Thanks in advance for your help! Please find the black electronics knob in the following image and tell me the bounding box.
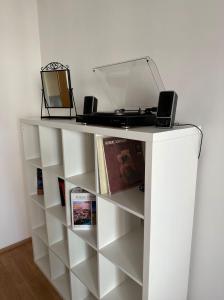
[114,109,125,115]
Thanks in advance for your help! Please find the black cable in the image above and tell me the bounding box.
[174,123,203,159]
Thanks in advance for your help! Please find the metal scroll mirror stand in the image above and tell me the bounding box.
[40,62,77,119]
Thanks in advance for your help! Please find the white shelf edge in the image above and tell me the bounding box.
[21,117,198,142]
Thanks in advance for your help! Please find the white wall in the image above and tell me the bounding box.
[37,1,224,299]
[0,0,41,248]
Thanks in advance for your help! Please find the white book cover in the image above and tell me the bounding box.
[70,188,96,230]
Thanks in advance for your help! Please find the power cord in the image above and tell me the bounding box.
[174,123,203,159]
[138,122,203,193]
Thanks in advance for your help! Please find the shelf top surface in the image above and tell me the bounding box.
[21,117,198,142]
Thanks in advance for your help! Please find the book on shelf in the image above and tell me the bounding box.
[96,136,109,194]
[58,178,65,206]
[37,168,44,195]
[70,187,96,230]
[97,137,145,194]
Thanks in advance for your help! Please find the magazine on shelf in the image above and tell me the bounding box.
[58,178,65,206]
[70,187,96,229]
[37,168,44,195]
[102,137,145,194]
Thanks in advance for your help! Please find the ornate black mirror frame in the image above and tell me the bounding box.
[40,62,77,119]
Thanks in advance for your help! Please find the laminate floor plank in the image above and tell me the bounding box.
[0,260,22,300]
[0,241,61,300]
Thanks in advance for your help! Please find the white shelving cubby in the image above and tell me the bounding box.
[69,227,97,252]
[47,213,70,267]
[98,197,143,285]
[22,118,199,300]
[95,134,145,218]
[49,250,71,300]
[26,163,45,209]
[43,168,67,225]
[39,126,63,169]
[68,232,99,298]
[31,194,45,209]
[71,253,99,299]
[31,201,48,246]
[101,277,142,300]
[32,235,51,279]
[21,123,42,168]
[70,272,97,300]
[62,130,96,194]
[98,254,142,300]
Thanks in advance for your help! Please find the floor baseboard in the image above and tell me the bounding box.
[0,237,32,255]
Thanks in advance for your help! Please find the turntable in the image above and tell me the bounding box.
[76,107,157,128]
[76,57,165,128]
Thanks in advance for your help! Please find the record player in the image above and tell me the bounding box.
[76,107,157,128]
[76,57,165,128]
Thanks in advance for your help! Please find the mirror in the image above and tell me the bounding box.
[42,70,71,108]
[40,62,77,119]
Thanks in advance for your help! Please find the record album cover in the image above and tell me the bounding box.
[103,137,145,194]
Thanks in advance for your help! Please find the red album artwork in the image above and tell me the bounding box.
[58,178,65,206]
[103,137,145,194]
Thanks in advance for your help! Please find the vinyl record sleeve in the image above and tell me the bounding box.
[103,137,145,194]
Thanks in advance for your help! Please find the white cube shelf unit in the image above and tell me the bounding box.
[21,118,199,300]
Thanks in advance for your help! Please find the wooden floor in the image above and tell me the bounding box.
[0,241,61,300]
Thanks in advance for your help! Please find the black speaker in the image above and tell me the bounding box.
[156,91,178,127]
[83,96,98,114]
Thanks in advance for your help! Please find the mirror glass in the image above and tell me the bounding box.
[42,70,71,108]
